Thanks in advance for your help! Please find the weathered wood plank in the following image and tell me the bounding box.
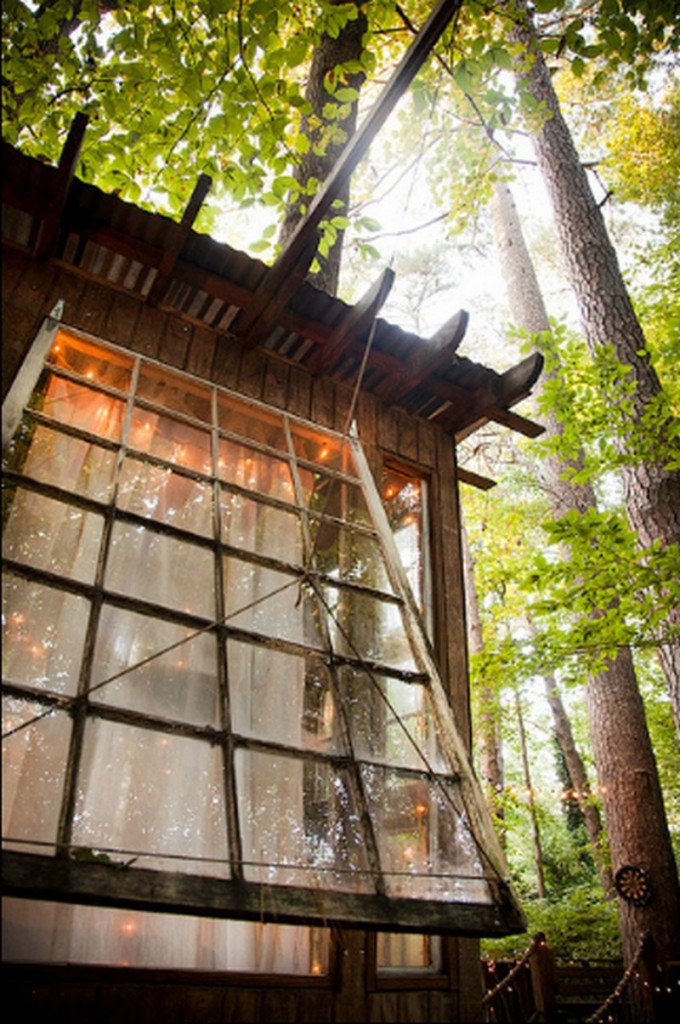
[159,316,192,370]
[102,290,143,347]
[132,304,167,359]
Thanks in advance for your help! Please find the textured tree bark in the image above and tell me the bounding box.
[461,518,506,841]
[278,0,368,296]
[490,176,680,973]
[506,0,680,739]
[515,690,547,899]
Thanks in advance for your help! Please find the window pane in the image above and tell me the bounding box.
[291,426,356,476]
[217,394,287,451]
[118,457,213,537]
[218,438,295,502]
[298,466,371,524]
[91,606,220,726]
[383,468,431,629]
[323,585,417,672]
[338,667,449,772]
[310,517,393,592]
[228,642,344,754]
[31,373,126,441]
[73,720,229,876]
[3,487,104,584]
[48,332,134,391]
[377,932,442,972]
[2,697,71,853]
[223,559,322,648]
[3,899,329,975]
[106,523,215,618]
[129,407,212,474]
[136,363,212,422]
[220,489,303,564]
[361,766,490,902]
[2,575,89,696]
[4,421,117,503]
[236,748,372,892]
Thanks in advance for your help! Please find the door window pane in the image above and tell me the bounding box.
[220,489,303,564]
[218,438,294,502]
[48,332,134,391]
[129,407,212,474]
[223,558,322,648]
[136,363,212,422]
[31,373,126,441]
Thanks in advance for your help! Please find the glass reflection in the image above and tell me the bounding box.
[217,394,287,451]
[3,420,117,503]
[337,667,448,772]
[291,426,356,476]
[236,748,372,892]
[48,332,134,392]
[118,458,213,537]
[309,517,392,592]
[2,575,89,696]
[73,720,230,876]
[30,373,126,442]
[3,487,103,585]
[2,696,71,853]
[137,364,212,423]
[361,766,490,902]
[218,438,294,503]
[106,522,215,618]
[220,490,303,564]
[228,642,343,754]
[323,584,417,672]
[223,559,323,648]
[91,606,220,726]
[129,407,212,474]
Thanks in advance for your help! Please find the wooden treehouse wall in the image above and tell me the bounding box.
[2,243,484,1022]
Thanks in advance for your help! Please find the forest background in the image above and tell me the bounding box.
[3,0,679,969]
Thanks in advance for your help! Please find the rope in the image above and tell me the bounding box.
[482,933,540,1006]
[585,932,650,1024]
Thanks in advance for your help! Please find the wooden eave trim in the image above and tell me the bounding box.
[3,851,525,936]
[306,267,395,376]
[373,309,469,404]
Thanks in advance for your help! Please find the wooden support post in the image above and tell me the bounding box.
[306,267,395,375]
[36,112,89,259]
[146,173,213,306]
[529,932,559,1023]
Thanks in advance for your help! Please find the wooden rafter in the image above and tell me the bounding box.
[146,174,212,307]
[36,112,88,260]
[232,0,463,344]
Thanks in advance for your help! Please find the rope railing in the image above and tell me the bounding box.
[585,932,650,1024]
[481,932,542,1008]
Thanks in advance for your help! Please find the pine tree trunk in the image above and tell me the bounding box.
[278,0,367,296]
[507,0,680,738]
[515,690,547,899]
[490,177,680,968]
[461,519,506,839]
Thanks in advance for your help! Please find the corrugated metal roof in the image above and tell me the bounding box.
[2,140,543,440]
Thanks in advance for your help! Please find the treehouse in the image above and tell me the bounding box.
[1,108,544,1021]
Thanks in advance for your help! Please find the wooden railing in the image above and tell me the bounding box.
[481,932,679,1023]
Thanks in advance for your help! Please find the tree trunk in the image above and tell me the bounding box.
[278,0,367,296]
[461,518,506,840]
[507,0,680,738]
[515,689,546,899]
[490,176,680,969]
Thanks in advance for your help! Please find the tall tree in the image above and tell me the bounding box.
[277,0,368,295]
[490,176,680,987]
[506,0,680,739]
